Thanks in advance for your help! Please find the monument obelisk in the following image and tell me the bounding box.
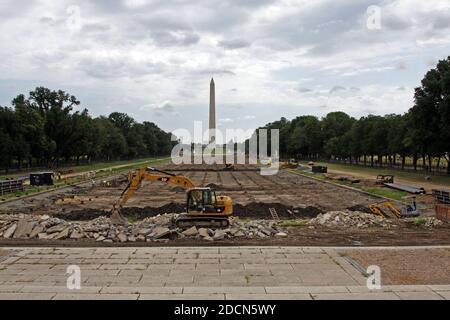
[209,78,216,144]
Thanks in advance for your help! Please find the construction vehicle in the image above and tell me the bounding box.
[280,159,299,169]
[110,167,233,228]
[376,175,394,185]
[369,196,420,219]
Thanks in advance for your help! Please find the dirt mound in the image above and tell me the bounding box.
[233,202,323,220]
[347,204,372,214]
[120,203,185,219]
[293,206,324,218]
[54,203,186,221]
[54,201,322,221]
[53,209,109,221]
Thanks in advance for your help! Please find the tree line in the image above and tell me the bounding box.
[255,57,450,174]
[0,87,173,171]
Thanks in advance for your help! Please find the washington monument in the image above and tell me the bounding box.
[209,78,216,144]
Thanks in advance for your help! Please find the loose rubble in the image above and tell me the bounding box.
[308,210,396,228]
[308,210,448,229]
[1,210,446,242]
[0,213,288,243]
[424,217,444,228]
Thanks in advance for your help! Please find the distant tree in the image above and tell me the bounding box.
[288,116,323,159]
[93,117,128,161]
[127,123,147,158]
[0,108,15,171]
[407,56,450,172]
[12,95,47,167]
[108,112,135,137]
[321,112,355,141]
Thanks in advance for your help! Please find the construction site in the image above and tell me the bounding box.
[1,161,449,247]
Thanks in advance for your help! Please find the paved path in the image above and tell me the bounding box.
[0,247,448,300]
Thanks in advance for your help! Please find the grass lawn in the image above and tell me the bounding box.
[0,157,171,180]
[360,187,408,201]
[305,161,450,187]
[294,170,408,201]
[0,157,171,201]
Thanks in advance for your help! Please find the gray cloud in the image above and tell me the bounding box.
[149,30,200,47]
[396,61,407,70]
[195,68,236,76]
[78,56,166,79]
[431,10,450,29]
[218,38,251,49]
[82,22,111,34]
[39,17,55,25]
[384,15,411,31]
[329,86,346,94]
[0,0,449,133]
[141,100,177,117]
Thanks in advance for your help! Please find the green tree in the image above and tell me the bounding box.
[288,116,323,158]
[407,56,450,172]
[93,117,128,161]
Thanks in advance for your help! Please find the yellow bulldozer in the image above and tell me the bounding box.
[110,167,233,228]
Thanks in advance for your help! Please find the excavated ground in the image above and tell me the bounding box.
[0,163,379,221]
[1,163,449,246]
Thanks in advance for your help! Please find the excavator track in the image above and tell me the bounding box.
[175,215,230,229]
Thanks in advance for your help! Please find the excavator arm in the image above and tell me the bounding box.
[110,167,196,224]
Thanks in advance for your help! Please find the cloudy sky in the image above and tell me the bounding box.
[1,0,450,138]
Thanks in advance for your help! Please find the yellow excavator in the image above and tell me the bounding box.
[110,167,233,228]
[369,196,420,219]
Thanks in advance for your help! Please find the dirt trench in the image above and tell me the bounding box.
[52,201,325,221]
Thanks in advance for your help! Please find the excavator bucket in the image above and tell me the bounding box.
[110,207,127,225]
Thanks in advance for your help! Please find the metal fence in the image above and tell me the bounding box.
[0,178,26,195]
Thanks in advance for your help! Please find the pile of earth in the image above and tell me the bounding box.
[53,202,324,221]
[233,202,323,219]
[53,203,186,221]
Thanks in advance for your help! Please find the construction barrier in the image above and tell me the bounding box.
[436,204,450,223]
[0,178,26,195]
[432,189,450,204]
[312,166,328,173]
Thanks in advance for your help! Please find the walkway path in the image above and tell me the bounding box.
[0,246,448,300]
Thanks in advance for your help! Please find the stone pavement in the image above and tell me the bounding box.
[0,246,448,300]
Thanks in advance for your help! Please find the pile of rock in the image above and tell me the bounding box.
[0,213,288,243]
[308,210,395,228]
[424,217,444,228]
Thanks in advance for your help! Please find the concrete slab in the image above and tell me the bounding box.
[0,246,447,300]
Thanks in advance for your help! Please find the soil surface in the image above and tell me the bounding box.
[0,163,381,219]
[0,223,449,248]
[328,168,449,193]
[1,163,449,247]
[341,248,450,285]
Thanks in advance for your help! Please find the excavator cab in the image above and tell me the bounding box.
[187,188,226,214]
